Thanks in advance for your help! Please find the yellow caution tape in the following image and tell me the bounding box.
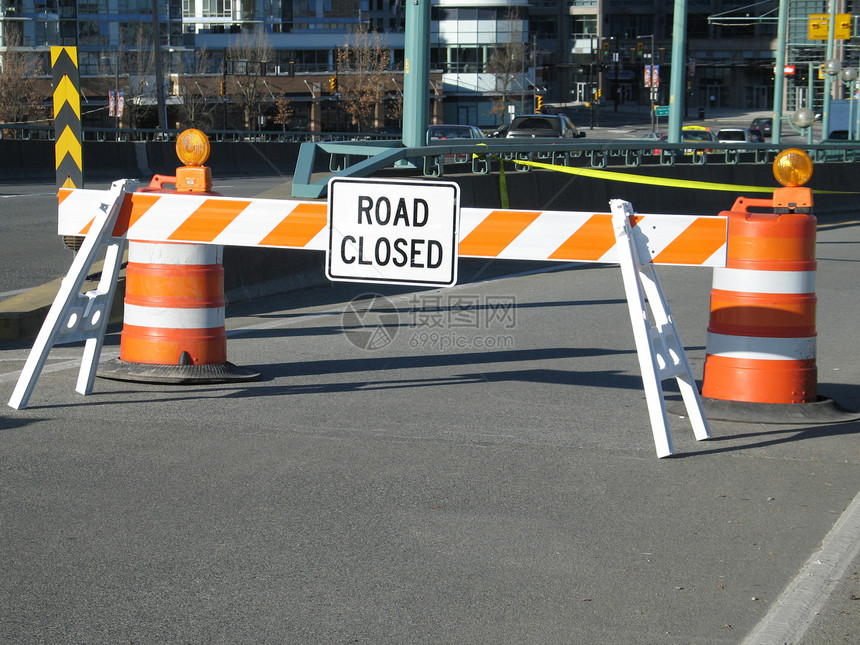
[514,159,777,193]
[521,159,855,194]
[472,145,849,195]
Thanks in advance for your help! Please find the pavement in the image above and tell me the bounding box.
[1,251,858,643]
[0,108,857,642]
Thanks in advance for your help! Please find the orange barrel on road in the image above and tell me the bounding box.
[701,187,817,404]
[97,240,259,383]
[98,128,259,384]
[121,242,227,365]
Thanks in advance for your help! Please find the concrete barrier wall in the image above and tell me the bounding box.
[0,140,305,182]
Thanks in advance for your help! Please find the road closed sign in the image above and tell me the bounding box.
[327,177,460,287]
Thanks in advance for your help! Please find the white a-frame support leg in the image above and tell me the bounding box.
[8,180,133,410]
[609,199,711,458]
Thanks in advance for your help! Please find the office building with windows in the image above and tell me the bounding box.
[0,0,856,130]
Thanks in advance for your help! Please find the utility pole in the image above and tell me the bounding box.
[401,0,430,148]
[667,0,688,143]
[638,33,656,131]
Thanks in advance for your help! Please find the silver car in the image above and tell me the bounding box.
[426,124,486,164]
[500,114,586,139]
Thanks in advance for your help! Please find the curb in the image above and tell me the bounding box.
[0,275,125,343]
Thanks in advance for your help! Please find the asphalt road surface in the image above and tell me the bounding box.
[0,177,858,643]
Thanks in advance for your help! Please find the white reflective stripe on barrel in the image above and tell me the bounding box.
[128,241,223,265]
[123,303,225,329]
[712,267,815,294]
[705,332,817,361]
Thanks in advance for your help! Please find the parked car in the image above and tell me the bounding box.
[750,117,773,138]
[682,125,716,152]
[426,124,486,164]
[747,128,765,143]
[652,133,669,155]
[494,114,586,139]
[716,128,759,144]
[426,124,484,143]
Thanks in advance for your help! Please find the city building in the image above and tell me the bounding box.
[0,0,856,132]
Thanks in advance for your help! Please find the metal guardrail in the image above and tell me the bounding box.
[3,122,856,194]
[290,137,860,198]
[2,121,856,163]
[0,123,403,144]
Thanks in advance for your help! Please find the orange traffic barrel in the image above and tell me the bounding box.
[702,187,816,404]
[98,128,259,384]
[98,241,259,383]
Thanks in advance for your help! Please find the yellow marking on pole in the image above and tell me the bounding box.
[50,46,78,67]
[52,75,81,119]
[55,126,83,170]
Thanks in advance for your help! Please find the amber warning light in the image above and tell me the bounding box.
[773,148,813,187]
[174,129,213,193]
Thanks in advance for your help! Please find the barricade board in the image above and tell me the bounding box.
[58,188,728,267]
[39,185,728,456]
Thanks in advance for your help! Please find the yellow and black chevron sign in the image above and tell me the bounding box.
[52,46,82,189]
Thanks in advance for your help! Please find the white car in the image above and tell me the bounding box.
[716,128,758,144]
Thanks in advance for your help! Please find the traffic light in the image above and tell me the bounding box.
[329,76,338,93]
[637,41,644,57]
[602,40,610,56]
[220,79,226,96]
[536,94,543,112]
[796,65,808,83]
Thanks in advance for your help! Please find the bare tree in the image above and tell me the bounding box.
[486,8,528,121]
[0,28,47,133]
[273,95,295,131]
[126,27,159,129]
[336,24,398,131]
[226,29,274,130]
[175,47,217,130]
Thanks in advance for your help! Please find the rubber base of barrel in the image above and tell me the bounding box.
[97,359,261,384]
[667,396,860,425]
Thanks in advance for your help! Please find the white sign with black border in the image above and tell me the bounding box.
[326,177,460,287]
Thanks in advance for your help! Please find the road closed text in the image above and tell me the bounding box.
[327,178,459,286]
[340,196,444,269]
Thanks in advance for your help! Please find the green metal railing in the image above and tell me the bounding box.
[290,138,860,198]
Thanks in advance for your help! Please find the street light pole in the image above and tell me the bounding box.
[114,50,120,132]
[822,3,837,139]
[151,0,167,130]
[771,0,788,143]
[840,67,857,139]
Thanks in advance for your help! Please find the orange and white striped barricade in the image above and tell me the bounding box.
[9,186,328,410]
[13,184,728,457]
